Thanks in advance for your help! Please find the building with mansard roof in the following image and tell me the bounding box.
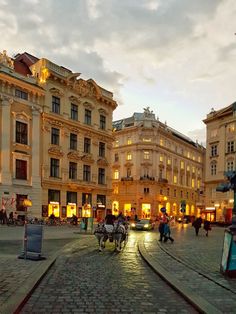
[111,107,205,220]
[0,50,117,219]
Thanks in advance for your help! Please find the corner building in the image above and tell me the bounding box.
[203,104,236,222]
[111,108,205,220]
[0,51,44,217]
[0,50,117,219]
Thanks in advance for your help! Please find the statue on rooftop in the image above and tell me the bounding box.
[143,106,153,117]
[0,50,14,69]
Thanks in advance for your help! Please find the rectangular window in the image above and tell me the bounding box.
[71,103,78,120]
[227,161,234,171]
[67,191,77,204]
[227,141,234,153]
[211,163,217,175]
[98,168,105,184]
[15,89,28,100]
[70,133,77,150]
[144,151,150,160]
[52,96,60,114]
[211,145,218,157]
[82,193,92,205]
[144,187,150,194]
[50,158,60,177]
[84,137,91,153]
[51,128,60,145]
[16,121,28,145]
[99,142,105,157]
[180,161,184,169]
[114,170,119,179]
[69,162,77,179]
[15,159,27,180]
[100,115,106,130]
[84,109,91,125]
[83,165,91,181]
[48,189,60,202]
[114,153,119,162]
[127,152,132,160]
[173,175,177,184]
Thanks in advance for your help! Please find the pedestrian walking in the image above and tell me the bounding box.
[203,219,211,236]
[192,217,202,236]
[158,213,168,242]
[163,221,174,243]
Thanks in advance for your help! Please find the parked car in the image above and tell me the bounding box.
[130,219,155,230]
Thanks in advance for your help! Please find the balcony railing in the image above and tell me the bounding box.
[121,177,133,181]
[140,176,155,181]
[158,178,168,183]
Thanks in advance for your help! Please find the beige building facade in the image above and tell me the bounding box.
[0,50,44,218]
[111,108,205,220]
[0,50,117,219]
[203,104,236,222]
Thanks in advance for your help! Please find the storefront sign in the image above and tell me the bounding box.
[23,199,32,207]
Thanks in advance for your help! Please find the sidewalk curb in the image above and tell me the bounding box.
[0,239,79,314]
[138,241,222,314]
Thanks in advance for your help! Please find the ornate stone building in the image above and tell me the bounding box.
[203,104,236,222]
[111,108,205,220]
[0,50,117,219]
[0,50,44,217]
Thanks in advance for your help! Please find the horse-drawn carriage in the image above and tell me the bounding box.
[94,221,129,252]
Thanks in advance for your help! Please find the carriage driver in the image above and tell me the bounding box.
[104,209,116,234]
[104,209,115,225]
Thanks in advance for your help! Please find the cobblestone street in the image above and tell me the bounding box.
[1,224,236,313]
[21,232,197,314]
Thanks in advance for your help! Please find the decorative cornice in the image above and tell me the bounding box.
[69,95,80,104]
[49,87,64,97]
[98,108,108,116]
[48,146,64,157]
[12,111,32,122]
[67,151,81,160]
[83,101,95,110]
[97,158,109,167]
[81,154,94,163]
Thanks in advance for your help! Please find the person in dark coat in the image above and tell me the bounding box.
[203,219,211,236]
[192,217,202,236]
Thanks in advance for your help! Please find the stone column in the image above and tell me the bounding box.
[1,96,12,185]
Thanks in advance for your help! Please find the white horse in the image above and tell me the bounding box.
[94,223,115,252]
[94,222,128,252]
[94,223,108,252]
[113,222,128,252]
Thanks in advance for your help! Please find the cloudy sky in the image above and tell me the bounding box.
[1,0,236,144]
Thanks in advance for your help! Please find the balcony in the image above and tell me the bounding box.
[158,178,168,184]
[121,177,133,181]
[140,175,155,181]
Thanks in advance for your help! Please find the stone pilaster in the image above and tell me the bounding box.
[1,96,12,185]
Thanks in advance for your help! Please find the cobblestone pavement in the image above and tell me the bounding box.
[0,225,91,314]
[142,224,236,313]
[21,232,197,314]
